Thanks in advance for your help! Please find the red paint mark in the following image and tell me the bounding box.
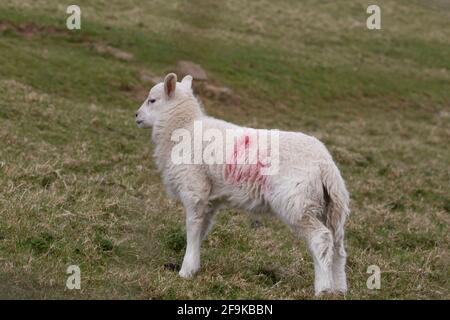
[224,132,269,187]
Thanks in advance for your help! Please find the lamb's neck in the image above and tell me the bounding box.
[152,98,203,171]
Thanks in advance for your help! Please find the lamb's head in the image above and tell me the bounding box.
[135,73,193,128]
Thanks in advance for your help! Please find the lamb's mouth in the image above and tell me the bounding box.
[136,120,143,125]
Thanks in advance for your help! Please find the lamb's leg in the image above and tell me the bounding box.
[200,204,217,240]
[332,233,347,293]
[297,214,334,296]
[179,201,209,278]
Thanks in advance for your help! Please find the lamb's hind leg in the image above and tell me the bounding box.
[332,233,347,293]
[200,203,218,240]
[297,213,334,296]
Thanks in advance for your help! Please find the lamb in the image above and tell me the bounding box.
[135,73,350,296]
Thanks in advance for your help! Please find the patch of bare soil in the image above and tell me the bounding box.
[175,60,208,81]
[138,71,164,86]
[173,60,240,105]
[0,20,68,38]
[127,64,241,107]
[0,20,135,63]
[195,82,240,105]
[90,43,134,61]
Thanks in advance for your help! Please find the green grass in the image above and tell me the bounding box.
[0,0,449,299]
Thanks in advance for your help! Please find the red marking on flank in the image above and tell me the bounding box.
[224,132,269,187]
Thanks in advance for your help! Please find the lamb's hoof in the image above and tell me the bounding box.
[315,288,334,297]
[332,287,347,295]
[179,268,197,279]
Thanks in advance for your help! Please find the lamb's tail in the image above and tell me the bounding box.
[320,162,350,243]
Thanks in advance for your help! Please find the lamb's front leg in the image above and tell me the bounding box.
[179,203,208,278]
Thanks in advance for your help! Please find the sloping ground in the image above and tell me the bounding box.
[0,1,448,299]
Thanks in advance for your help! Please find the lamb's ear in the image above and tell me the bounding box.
[164,73,177,98]
[181,75,193,89]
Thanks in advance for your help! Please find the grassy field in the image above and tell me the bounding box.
[0,0,449,299]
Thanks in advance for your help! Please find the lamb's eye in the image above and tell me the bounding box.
[148,99,156,105]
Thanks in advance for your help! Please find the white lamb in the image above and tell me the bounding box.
[135,73,350,296]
